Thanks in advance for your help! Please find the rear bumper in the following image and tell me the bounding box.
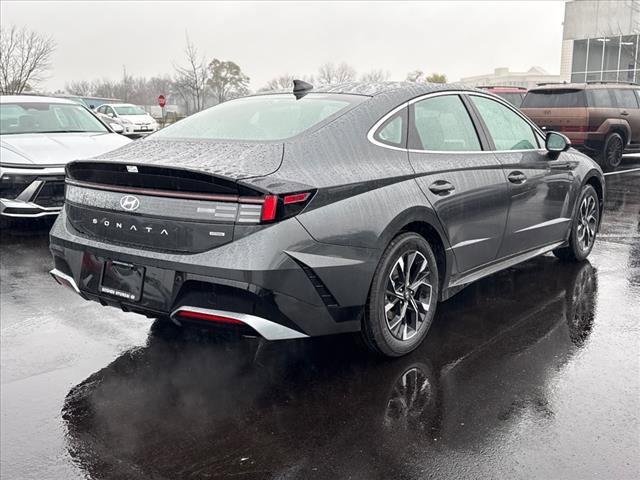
[0,165,65,218]
[49,209,376,339]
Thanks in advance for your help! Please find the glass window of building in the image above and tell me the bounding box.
[571,34,639,83]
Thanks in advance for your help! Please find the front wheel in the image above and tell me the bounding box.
[362,232,439,357]
[554,184,599,262]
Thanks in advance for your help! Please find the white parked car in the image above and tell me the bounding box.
[96,103,159,136]
[0,95,131,218]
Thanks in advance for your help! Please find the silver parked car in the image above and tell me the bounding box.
[0,95,131,219]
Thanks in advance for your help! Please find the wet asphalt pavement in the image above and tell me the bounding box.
[1,165,639,480]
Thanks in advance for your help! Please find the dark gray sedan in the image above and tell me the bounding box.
[49,82,604,356]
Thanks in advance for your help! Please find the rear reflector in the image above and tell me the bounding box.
[175,310,244,325]
[560,125,588,133]
[283,192,311,205]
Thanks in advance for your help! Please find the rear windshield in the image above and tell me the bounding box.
[521,89,587,108]
[0,102,108,135]
[153,93,365,141]
[494,92,525,107]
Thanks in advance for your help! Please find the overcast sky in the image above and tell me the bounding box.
[1,1,566,92]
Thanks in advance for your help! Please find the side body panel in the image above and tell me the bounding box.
[494,150,577,258]
[409,152,509,273]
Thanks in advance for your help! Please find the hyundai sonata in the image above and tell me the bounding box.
[49,81,604,356]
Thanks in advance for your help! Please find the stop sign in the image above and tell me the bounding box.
[158,95,166,108]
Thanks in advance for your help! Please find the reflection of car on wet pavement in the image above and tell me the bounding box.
[0,95,130,219]
[61,259,598,479]
[49,82,607,357]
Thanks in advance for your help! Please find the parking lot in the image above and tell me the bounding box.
[1,163,639,479]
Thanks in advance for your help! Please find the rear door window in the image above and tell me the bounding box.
[521,89,587,108]
[409,95,481,151]
[471,95,538,151]
[587,89,615,108]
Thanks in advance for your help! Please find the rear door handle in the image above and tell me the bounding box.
[429,180,455,195]
[508,171,527,184]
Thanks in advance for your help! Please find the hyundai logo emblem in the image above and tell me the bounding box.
[120,195,140,212]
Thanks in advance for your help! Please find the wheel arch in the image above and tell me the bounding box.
[377,206,455,301]
[583,171,605,226]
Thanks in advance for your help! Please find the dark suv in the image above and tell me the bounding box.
[521,82,640,170]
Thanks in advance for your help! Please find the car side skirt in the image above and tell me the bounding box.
[447,241,565,289]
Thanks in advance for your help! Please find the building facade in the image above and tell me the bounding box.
[561,0,640,83]
[459,67,563,90]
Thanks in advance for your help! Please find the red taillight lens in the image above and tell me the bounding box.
[176,310,244,325]
[261,194,279,222]
[255,191,314,223]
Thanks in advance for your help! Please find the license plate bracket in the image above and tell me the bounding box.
[100,260,145,302]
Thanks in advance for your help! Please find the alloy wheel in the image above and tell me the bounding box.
[606,136,623,168]
[384,250,433,341]
[577,195,597,251]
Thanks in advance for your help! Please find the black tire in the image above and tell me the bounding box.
[554,185,599,262]
[597,132,624,171]
[362,232,439,357]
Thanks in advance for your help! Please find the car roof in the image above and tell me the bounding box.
[529,82,639,92]
[0,94,80,105]
[479,86,527,92]
[108,103,138,107]
[255,81,485,102]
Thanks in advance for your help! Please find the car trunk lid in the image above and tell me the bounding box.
[63,139,285,253]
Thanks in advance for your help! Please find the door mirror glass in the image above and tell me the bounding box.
[546,131,571,153]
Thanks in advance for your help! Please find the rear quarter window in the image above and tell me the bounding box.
[612,89,639,109]
[522,89,587,108]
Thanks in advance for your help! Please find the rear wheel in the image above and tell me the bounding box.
[554,184,599,262]
[597,132,624,171]
[362,232,439,357]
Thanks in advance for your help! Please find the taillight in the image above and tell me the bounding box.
[255,191,315,223]
[261,195,278,222]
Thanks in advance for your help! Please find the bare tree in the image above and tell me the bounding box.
[0,25,55,94]
[207,59,250,103]
[406,70,424,82]
[65,80,92,96]
[317,62,356,84]
[360,69,389,83]
[173,34,209,113]
[262,74,295,91]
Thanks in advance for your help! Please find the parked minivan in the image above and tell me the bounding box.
[521,82,640,170]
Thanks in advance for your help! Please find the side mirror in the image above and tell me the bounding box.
[110,122,124,134]
[546,131,571,154]
[107,112,115,118]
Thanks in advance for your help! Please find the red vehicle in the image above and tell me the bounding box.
[479,86,527,107]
